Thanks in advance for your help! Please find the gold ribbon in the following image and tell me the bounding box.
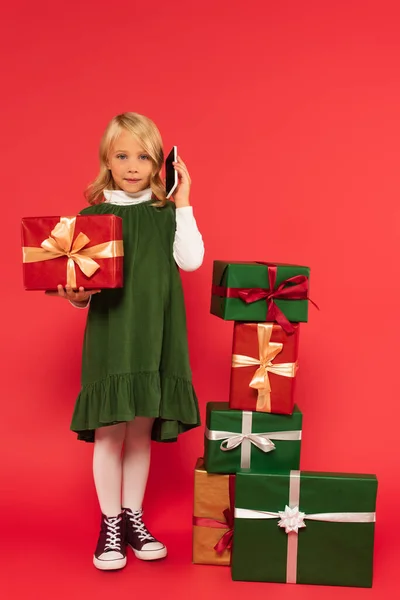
[232,323,298,412]
[22,216,124,288]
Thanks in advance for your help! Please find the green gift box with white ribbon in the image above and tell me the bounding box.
[232,470,377,587]
[204,402,302,474]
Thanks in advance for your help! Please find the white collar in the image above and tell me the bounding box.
[103,187,153,205]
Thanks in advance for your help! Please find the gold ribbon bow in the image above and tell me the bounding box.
[232,323,298,412]
[22,216,124,288]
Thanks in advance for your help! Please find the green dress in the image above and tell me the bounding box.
[70,198,201,443]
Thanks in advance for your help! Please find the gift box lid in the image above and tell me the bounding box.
[235,470,378,514]
[206,402,303,433]
[212,261,310,288]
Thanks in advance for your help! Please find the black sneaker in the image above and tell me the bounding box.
[93,512,127,570]
[123,508,167,561]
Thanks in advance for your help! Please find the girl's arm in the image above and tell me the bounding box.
[173,207,204,271]
[172,156,204,271]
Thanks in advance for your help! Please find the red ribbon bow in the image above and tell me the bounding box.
[192,507,234,554]
[238,264,311,334]
[214,507,234,553]
[193,473,235,557]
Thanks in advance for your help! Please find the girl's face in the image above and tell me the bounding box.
[108,130,153,193]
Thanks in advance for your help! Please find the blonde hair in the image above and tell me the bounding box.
[86,112,167,206]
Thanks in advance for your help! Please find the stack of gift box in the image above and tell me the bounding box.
[192,260,377,588]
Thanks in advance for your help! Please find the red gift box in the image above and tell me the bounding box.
[229,322,299,415]
[22,215,124,290]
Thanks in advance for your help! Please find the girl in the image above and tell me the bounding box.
[54,112,204,570]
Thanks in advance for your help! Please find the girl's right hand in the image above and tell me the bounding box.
[45,284,101,303]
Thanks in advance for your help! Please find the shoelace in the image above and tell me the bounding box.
[104,516,122,551]
[126,509,154,543]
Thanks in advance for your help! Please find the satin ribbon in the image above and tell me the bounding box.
[193,509,234,553]
[232,323,298,412]
[193,474,235,555]
[235,470,376,584]
[205,411,302,468]
[213,263,316,334]
[22,216,124,288]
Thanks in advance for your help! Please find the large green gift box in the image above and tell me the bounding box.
[204,402,302,474]
[232,470,377,587]
[210,261,311,324]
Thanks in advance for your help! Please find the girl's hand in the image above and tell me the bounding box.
[45,284,101,304]
[172,156,191,208]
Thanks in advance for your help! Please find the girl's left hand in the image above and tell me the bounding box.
[172,156,191,207]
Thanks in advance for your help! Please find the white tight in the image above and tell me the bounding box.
[93,417,154,517]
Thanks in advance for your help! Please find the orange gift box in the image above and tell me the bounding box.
[192,458,234,566]
[21,215,124,290]
[229,322,299,415]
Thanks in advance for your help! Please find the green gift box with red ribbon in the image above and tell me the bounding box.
[231,470,377,587]
[210,261,311,332]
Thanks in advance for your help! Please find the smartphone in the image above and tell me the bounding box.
[165,146,178,199]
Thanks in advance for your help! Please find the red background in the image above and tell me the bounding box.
[1,1,400,598]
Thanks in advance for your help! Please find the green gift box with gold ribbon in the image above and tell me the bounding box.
[210,261,311,330]
[204,402,302,474]
[231,470,377,587]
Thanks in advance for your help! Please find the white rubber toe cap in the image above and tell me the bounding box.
[93,552,127,570]
[131,542,167,561]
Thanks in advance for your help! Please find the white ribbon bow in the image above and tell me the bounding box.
[219,432,276,452]
[206,429,301,454]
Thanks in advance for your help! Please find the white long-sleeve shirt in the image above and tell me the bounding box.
[72,187,204,308]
